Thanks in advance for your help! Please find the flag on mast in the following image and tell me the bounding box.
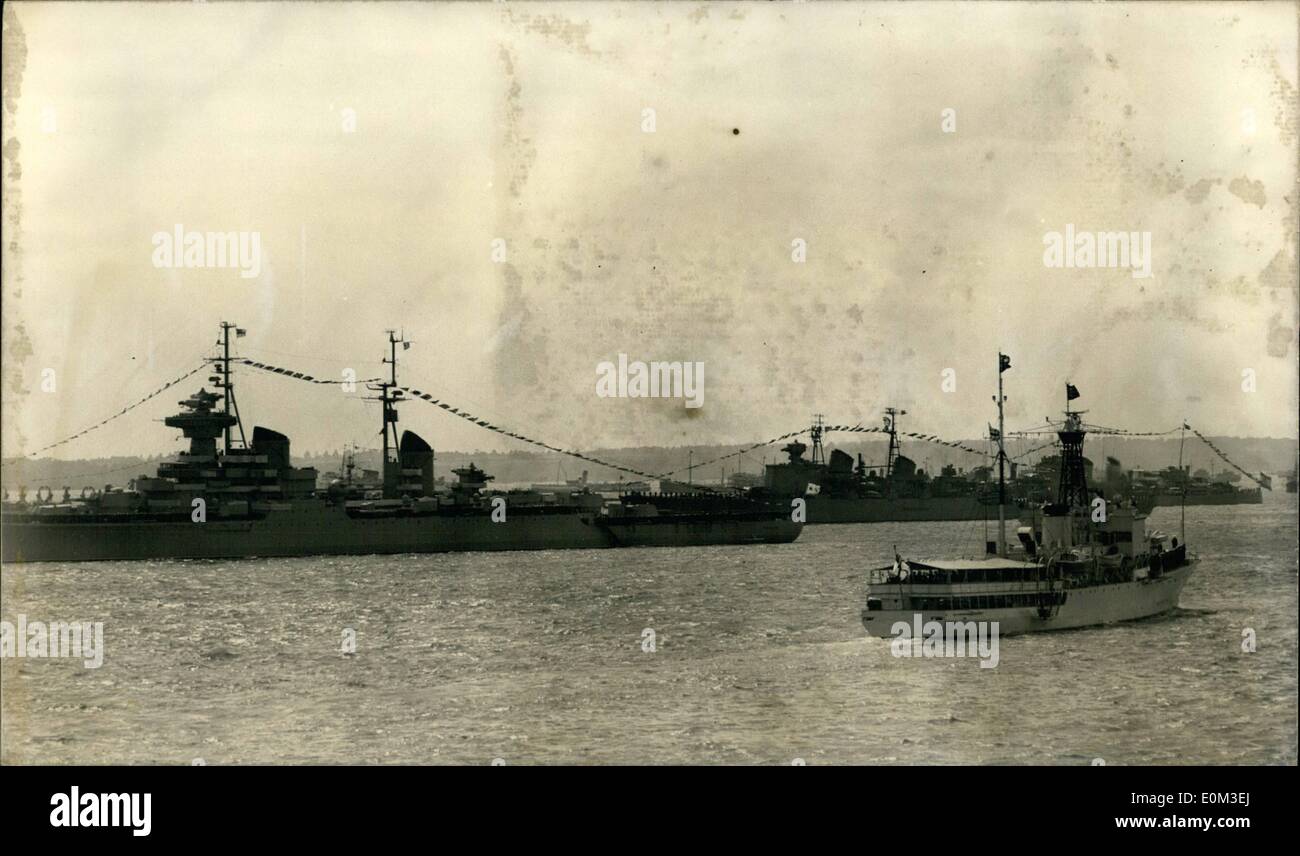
[999,353,1011,373]
[1066,383,1081,401]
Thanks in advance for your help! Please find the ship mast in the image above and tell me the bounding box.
[883,407,905,481]
[211,321,248,454]
[994,354,1009,556]
[1057,385,1089,508]
[810,414,827,466]
[370,329,410,499]
[1178,421,1187,543]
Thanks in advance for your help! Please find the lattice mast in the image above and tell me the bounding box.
[883,407,905,481]
[1056,383,1090,509]
[809,414,827,466]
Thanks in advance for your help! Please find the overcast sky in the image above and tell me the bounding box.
[2,1,1296,461]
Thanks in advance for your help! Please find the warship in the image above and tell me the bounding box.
[862,357,1195,637]
[0,324,802,563]
[751,411,1157,524]
[1015,453,1155,516]
[754,412,1001,523]
[529,469,653,495]
[1130,466,1263,507]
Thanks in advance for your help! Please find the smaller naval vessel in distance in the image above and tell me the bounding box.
[861,357,1195,637]
[753,412,1157,525]
[529,469,653,495]
[759,408,1154,520]
[1130,465,1263,507]
[755,412,1001,523]
[1,324,802,563]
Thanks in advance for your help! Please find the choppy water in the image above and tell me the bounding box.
[2,498,1296,765]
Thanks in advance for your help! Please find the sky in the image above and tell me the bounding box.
[2,1,1296,462]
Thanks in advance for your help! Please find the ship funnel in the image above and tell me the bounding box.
[399,430,435,496]
[251,426,292,469]
[828,449,855,473]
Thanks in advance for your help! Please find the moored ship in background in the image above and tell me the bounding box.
[1,324,802,563]
[528,468,652,495]
[750,411,1153,524]
[1130,465,1263,506]
[753,412,1000,523]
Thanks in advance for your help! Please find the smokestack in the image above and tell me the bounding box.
[399,431,435,496]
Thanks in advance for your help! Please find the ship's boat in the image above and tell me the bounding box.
[1,325,802,563]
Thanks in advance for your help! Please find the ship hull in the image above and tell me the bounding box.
[1,505,802,563]
[804,494,1156,524]
[861,563,1195,637]
[805,494,997,524]
[1150,490,1262,506]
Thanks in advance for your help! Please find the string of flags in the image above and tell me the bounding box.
[1008,426,1184,438]
[1010,439,1059,462]
[395,385,670,482]
[653,430,807,479]
[1085,426,1185,437]
[1187,426,1273,490]
[22,354,1278,498]
[232,358,705,482]
[659,424,990,479]
[244,363,998,480]
[248,361,997,483]
[27,364,209,457]
[1005,423,1272,490]
[891,429,986,456]
[238,358,381,386]
[243,359,992,481]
